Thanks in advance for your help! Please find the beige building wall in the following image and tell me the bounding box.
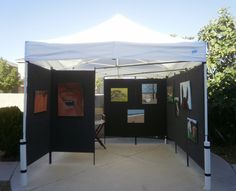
[0,93,24,111]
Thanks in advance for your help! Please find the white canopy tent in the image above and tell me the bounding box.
[22,15,211,190]
[25,14,206,78]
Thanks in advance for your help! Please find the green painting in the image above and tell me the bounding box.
[187,117,198,143]
[111,88,128,102]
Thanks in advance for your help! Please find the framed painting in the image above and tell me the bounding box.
[180,81,192,110]
[127,109,145,123]
[58,83,84,117]
[142,83,157,104]
[34,90,48,113]
[111,88,128,102]
[187,117,198,143]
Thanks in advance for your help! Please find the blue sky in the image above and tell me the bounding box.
[1,0,235,62]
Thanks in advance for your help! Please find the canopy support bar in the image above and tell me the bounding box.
[95,60,188,70]
[103,68,185,78]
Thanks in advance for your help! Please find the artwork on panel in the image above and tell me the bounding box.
[34,90,48,113]
[187,117,198,143]
[167,86,174,103]
[127,109,145,123]
[58,83,84,117]
[174,97,180,117]
[180,81,192,110]
[111,88,128,102]
[142,84,157,104]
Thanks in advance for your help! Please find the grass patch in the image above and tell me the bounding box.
[212,144,236,164]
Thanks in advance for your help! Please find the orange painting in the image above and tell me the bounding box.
[58,83,84,117]
[34,90,48,113]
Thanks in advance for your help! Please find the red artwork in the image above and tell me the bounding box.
[34,90,48,113]
[58,83,84,117]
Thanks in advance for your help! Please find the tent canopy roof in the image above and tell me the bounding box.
[45,14,189,44]
[25,14,206,78]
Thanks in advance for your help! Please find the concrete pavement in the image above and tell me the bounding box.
[1,138,235,191]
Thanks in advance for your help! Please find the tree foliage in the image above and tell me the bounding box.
[96,77,103,94]
[198,8,236,144]
[0,58,21,92]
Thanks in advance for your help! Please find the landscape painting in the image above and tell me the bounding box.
[142,83,157,104]
[180,81,192,110]
[111,88,128,102]
[34,90,48,113]
[127,109,145,123]
[187,117,198,143]
[58,83,84,117]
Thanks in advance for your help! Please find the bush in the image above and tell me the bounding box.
[0,106,23,159]
[208,67,236,145]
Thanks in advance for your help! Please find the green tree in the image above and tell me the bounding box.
[0,58,21,92]
[198,8,236,144]
[96,77,103,94]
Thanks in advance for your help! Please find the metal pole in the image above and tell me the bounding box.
[93,151,95,166]
[135,136,137,145]
[20,61,28,186]
[187,150,189,167]
[175,142,177,153]
[116,58,120,78]
[203,63,211,190]
[20,140,27,186]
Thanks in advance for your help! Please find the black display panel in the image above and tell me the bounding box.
[51,70,95,153]
[26,63,51,165]
[26,65,95,165]
[167,64,205,168]
[104,79,166,137]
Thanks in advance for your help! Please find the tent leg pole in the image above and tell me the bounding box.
[203,63,211,190]
[204,141,211,190]
[20,61,28,186]
[20,140,27,186]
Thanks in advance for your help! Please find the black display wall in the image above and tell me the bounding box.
[51,71,95,153]
[104,79,166,137]
[167,64,205,168]
[26,63,51,165]
[26,64,95,165]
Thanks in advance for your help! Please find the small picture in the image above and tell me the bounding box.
[187,117,198,143]
[34,90,48,113]
[167,86,174,103]
[174,97,180,117]
[180,81,192,110]
[58,83,84,117]
[142,84,157,104]
[127,109,145,123]
[111,88,128,102]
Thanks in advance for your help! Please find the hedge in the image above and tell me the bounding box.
[0,106,23,159]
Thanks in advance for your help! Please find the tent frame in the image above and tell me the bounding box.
[20,61,211,190]
[22,31,210,189]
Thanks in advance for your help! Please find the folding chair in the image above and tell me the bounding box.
[95,114,106,149]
